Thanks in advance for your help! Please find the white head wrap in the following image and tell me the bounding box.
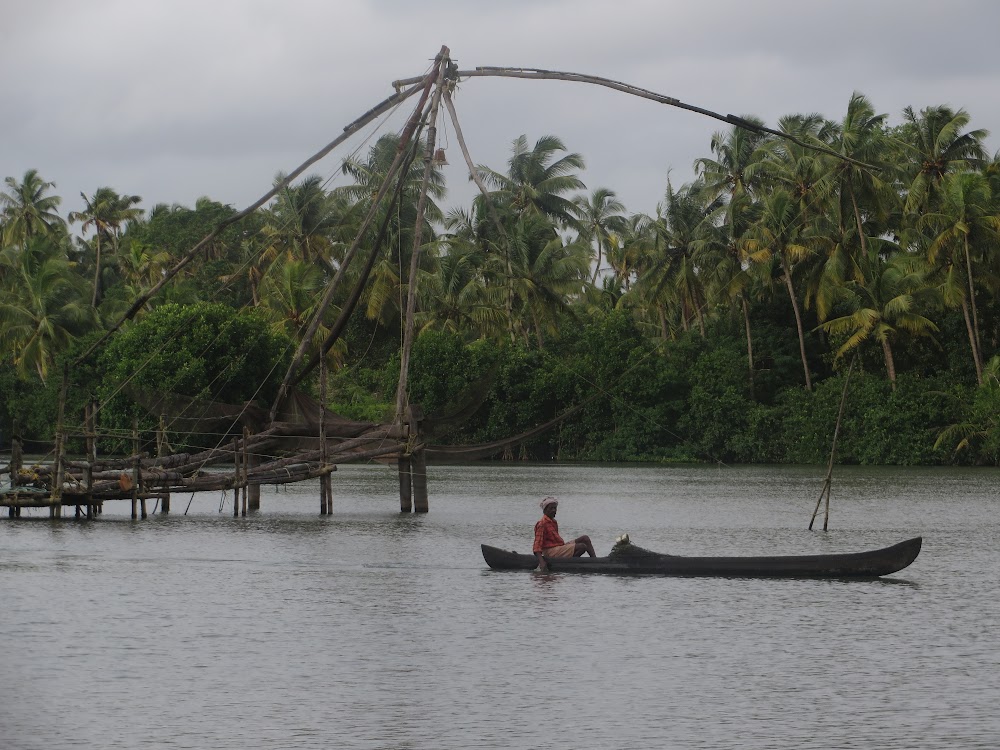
[539,496,559,510]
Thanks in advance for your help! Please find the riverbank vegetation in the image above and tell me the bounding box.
[2,94,999,464]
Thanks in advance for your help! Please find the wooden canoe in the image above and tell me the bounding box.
[481,536,922,578]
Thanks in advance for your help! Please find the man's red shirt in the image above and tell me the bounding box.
[533,514,565,554]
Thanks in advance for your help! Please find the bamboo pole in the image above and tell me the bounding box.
[157,414,170,514]
[319,356,328,515]
[395,47,450,420]
[809,357,857,531]
[131,420,140,520]
[233,436,240,518]
[404,67,879,171]
[242,427,249,517]
[85,402,96,518]
[53,366,68,518]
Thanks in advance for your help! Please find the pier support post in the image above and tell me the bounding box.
[157,415,170,514]
[412,449,428,513]
[131,419,140,520]
[398,405,428,513]
[398,457,412,513]
[85,402,97,518]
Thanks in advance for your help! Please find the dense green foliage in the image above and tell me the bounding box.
[2,93,1000,465]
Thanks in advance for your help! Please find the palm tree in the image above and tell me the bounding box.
[478,134,586,227]
[0,236,96,381]
[920,171,1000,384]
[1,169,65,246]
[267,174,344,265]
[816,248,938,388]
[695,119,772,395]
[574,187,627,284]
[633,182,712,337]
[609,212,654,293]
[827,93,892,265]
[743,188,815,390]
[418,235,505,339]
[898,105,988,216]
[506,213,590,348]
[68,187,144,307]
[336,134,444,327]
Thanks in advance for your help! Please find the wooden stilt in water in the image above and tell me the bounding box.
[131,419,139,520]
[233,439,240,518]
[85,402,96,518]
[158,415,170,514]
[399,456,412,513]
[319,357,328,515]
[241,427,249,517]
[408,405,428,513]
[412,449,428,513]
[53,366,68,519]
[11,425,22,501]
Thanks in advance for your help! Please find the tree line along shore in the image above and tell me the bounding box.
[1,94,998,465]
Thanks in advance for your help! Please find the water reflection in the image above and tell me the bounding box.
[1,462,998,749]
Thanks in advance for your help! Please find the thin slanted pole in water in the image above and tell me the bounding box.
[809,357,856,531]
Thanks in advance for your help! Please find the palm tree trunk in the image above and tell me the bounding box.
[91,234,102,308]
[741,295,756,400]
[657,305,669,341]
[781,255,812,391]
[961,298,984,385]
[591,237,602,285]
[963,237,983,378]
[532,310,545,349]
[848,185,869,258]
[881,337,897,390]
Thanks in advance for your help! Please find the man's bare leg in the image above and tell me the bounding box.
[573,535,597,557]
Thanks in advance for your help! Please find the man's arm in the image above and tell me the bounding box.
[535,552,548,572]
[532,522,548,572]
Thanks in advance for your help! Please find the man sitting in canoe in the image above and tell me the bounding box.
[533,496,596,572]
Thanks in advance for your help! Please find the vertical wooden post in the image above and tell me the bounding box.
[241,427,249,517]
[398,456,412,513]
[319,356,328,515]
[53,365,69,518]
[409,405,428,513]
[85,402,96,519]
[11,423,22,490]
[157,414,170,514]
[131,419,139,520]
[10,421,21,515]
[233,436,240,518]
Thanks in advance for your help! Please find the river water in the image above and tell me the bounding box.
[2,462,998,749]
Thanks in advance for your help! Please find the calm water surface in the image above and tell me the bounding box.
[2,463,999,749]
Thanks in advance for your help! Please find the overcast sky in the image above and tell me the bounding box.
[4,0,999,227]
